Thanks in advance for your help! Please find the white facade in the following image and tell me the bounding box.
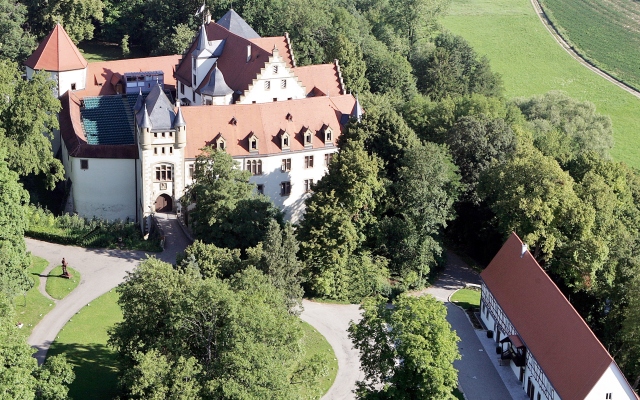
[586,364,638,400]
[61,141,137,221]
[238,49,306,104]
[26,66,87,98]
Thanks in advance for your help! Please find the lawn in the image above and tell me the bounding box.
[13,256,54,336]
[47,290,123,400]
[47,290,338,399]
[45,266,80,300]
[539,0,640,90]
[295,321,339,399]
[78,41,147,63]
[451,288,481,310]
[442,0,640,169]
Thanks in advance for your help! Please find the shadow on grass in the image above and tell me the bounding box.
[47,343,121,400]
[452,301,476,310]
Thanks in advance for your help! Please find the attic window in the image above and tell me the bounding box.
[265,81,271,90]
[273,65,279,74]
[304,129,312,147]
[71,83,77,91]
[281,132,290,150]
[324,127,333,143]
[217,136,226,150]
[230,117,237,125]
[286,113,293,121]
[281,79,287,89]
[249,135,258,152]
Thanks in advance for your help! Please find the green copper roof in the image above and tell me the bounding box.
[81,95,135,145]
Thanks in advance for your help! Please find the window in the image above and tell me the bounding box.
[324,153,333,167]
[155,164,173,181]
[71,83,76,91]
[273,98,278,102]
[304,179,314,192]
[189,164,194,179]
[162,132,166,138]
[305,155,314,169]
[281,79,287,89]
[180,82,184,94]
[80,159,89,170]
[324,127,333,143]
[162,147,165,154]
[249,135,258,152]
[281,132,290,150]
[304,130,312,146]
[154,148,158,155]
[280,181,291,196]
[606,394,612,400]
[265,80,271,90]
[281,158,291,172]
[169,147,173,154]
[193,74,196,85]
[217,137,226,150]
[257,184,264,195]
[273,65,279,74]
[247,160,262,175]
[154,132,158,138]
[169,131,173,137]
[192,92,196,102]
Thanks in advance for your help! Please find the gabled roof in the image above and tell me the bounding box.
[481,233,634,400]
[175,22,293,93]
[25,24,88,72]
[217,9,260,39]
[181,94,356,159]
[294,63,344,97]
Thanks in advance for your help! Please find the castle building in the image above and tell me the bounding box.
[480,233,638,400]
[26,11,360,230]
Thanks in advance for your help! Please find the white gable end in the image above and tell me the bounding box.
[239,48,306,104]
[585,362,637,400]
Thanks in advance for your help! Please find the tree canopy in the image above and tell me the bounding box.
[349,294,460,399]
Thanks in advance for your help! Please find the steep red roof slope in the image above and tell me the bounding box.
[25,24,88,72]
[181,94,355,159]
[74,56,181,98]
[295,63,344,97]
[175,22,292,93]
[481,233,623,400]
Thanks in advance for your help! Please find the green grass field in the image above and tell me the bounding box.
[47,290,337,399]
[78,41,147,63]
[442,0,640,169]
[13,256,54,336]
[451,288,481,310]
[45,266,80,300]
[539,0,640,90]
[47,290,123,400]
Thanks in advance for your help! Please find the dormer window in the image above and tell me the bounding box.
[230,117,237,125]
[286,113,293,121]
[216,136,226,150]
[324,126,333,144]
[248,133,258,152]
[304,129,313,148]
[281,131,290,150]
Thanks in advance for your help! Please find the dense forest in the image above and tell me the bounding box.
[2,0,640,395]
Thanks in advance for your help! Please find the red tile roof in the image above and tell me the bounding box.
[481,233,632,400]
[25,24,88,72]
[295,63,344,97]
[73,56,181,99]
[175,22,293,93]
[181,94,356,159]
[59,92,137,159]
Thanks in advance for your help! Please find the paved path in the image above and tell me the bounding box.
[26,213,191,365]
[301,300,363,400]
[422,251,514,400]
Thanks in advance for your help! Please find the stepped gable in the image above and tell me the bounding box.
[216,9,260,39]
[181,94,356,159]
[25,24,88,72]
[74,55,181,98]
[295,63,344,97]
[175,21,292,93]
[59,92,137,159]
[481,233,618,400]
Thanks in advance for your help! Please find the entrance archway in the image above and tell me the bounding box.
[154,194,173,212]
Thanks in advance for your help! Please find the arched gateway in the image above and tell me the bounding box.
[154,194,173,212]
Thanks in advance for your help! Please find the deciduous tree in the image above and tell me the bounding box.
[0,0,36,63]
[349,294,460,399]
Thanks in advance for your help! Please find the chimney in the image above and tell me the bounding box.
[246,45,251,62]
[520,244,528,258]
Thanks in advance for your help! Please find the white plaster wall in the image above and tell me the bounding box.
[69,157,136,221]
[239,54,306,104]
[195,56,216,88]
[585,363,637,400]
[58,68,87,95]
[240,148,336,222]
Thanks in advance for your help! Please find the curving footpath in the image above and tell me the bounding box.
[26,214,189,365]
